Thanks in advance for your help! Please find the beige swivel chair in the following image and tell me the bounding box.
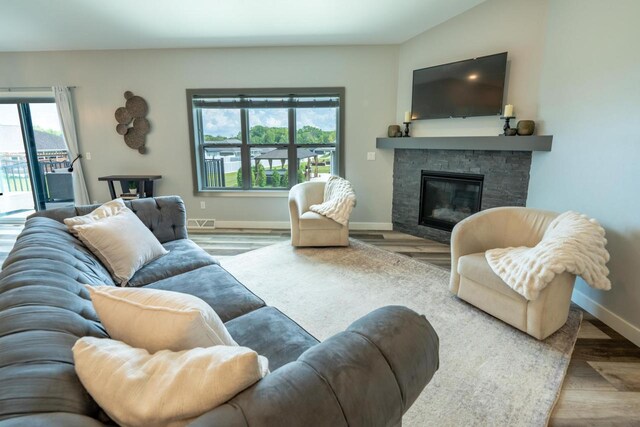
[288,181,349,247]
[450,207,576,340]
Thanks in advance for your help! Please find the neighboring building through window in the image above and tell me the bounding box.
[187,88,344,192]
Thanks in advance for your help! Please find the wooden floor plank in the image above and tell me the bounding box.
[588,362,640,392]
[551,390,640,426]
[561,360,617,391]
[579,321,613,340]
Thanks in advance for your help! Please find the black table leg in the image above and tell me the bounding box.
[107,181,116,200]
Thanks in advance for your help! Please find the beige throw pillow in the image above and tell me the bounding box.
[64,198,126,235]
[71,207,168,285]
[87,286,237,352]
[73,337,269,427]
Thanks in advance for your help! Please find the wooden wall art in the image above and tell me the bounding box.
[114,91,150,154]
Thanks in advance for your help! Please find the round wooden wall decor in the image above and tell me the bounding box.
[114,107,132,124]
[126,96,148,118]
[114,91,150,154]
[133,117,150,133]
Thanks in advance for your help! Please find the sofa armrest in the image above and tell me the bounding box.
[449,207,558,294]
[188,306,439,427]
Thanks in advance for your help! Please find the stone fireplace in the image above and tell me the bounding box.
[392,149,532,243]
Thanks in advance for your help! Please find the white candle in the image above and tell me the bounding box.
[404,111,412,122]
[503,104,514,117]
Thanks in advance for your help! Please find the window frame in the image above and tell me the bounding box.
[187,87,345,195]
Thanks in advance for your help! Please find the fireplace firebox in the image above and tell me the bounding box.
[419,171,484,231]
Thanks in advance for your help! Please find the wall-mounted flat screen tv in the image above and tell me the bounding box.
[411,52,507,120]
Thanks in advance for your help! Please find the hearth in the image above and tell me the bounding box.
[419,170,484,232]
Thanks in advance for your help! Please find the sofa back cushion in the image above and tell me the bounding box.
[30,196,188,244]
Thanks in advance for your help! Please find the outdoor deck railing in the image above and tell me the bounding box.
[0,158,70,193]
[203,158,226,188]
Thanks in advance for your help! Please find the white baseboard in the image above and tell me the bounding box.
[350,222,393,230]
[190,219,393,231]
[213,220,290,229]
[572,288,640,347]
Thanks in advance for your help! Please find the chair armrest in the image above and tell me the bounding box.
[449,207,558,294]
[189,306,439,427]
[288,181,325,218]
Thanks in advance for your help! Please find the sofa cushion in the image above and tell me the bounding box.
[63,198,126,235]
[72,337,268,427]
[87,286,237,352]
[146,264,265,322]
[457,252,526,301]
[225,306,319,371]
[0,217,110,422]
[128,238,218,287]
[71,208,169,285]
[298,211,343,230]
[2,218,115,285]
[0,413,106,427]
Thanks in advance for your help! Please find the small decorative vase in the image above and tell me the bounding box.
[388,125,401,138]
[517,120,535,136]
[505,128,517,136]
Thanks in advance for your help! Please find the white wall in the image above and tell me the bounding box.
[0,46,398,226]
[394,0,640,344]
[396,0,548,136]
[528,0,640,345]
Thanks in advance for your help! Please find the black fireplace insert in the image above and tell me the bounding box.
[419,170,484,231]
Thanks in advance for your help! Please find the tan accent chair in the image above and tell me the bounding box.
[450,207,576,340]
[288,181,349,247]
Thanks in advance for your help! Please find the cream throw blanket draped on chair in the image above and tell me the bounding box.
[486,211,611,301]
[309,176,356,226]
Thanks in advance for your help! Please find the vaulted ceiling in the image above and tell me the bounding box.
[0,0,484,52]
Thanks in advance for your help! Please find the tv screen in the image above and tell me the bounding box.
[411,52,507,120]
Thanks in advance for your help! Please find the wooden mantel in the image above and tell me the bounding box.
[376,135,552,152]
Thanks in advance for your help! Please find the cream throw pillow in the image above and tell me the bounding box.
[87,286,237,352]
[73,337,269,427]
[64,198,126,235]
[70,207,168,285]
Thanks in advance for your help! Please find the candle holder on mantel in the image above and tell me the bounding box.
[500,116,516,136]
[403,121,411,137]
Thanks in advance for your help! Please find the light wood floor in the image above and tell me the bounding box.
[1,225,639,426]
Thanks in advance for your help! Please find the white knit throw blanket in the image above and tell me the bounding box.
[309,176,356,226]
[485,211,611,301]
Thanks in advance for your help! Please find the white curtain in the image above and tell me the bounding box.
[53,86,90,205]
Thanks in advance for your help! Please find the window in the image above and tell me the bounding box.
[187,88,344,192]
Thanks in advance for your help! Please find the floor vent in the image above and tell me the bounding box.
[187,218,216,230]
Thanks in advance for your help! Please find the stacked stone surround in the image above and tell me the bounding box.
[392,149,532,243]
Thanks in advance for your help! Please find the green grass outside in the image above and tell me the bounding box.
[211,164,331,189]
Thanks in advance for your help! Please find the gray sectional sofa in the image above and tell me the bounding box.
[0,196,439,426]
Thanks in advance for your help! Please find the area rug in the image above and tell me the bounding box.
[221,239,582,427]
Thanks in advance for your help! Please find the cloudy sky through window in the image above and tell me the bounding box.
[203,107,336,138]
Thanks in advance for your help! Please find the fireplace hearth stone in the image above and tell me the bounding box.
[392,149,531,243]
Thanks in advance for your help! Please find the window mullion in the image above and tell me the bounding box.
[196,107,206,189]
[240,108,251,190]
[287,107,296,188]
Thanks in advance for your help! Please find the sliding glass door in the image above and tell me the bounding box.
[0,100,73,222]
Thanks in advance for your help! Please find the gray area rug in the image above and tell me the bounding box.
[221,239,581,426]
